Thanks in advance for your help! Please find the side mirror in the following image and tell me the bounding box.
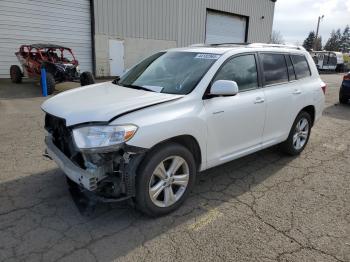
[210,80,239,96]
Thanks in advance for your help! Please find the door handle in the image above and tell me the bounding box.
[293,89,302,95]
[254,97,265,104]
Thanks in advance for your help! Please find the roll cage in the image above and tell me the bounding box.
[17,44,78,64]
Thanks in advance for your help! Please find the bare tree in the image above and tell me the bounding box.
[270,30,285,44]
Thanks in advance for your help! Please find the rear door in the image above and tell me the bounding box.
[289,53,314,117]
[259,53,296,147]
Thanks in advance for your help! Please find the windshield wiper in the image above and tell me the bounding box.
[121,84,160,92]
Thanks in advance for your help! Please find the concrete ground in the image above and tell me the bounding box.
[0,75,349,262]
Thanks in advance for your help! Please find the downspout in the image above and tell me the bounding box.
[90,0,96,77]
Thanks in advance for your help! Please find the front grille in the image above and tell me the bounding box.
[45,114,75,159]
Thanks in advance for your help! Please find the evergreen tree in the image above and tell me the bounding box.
[324,29,342,51]
[340,25,350,53]
[302,31,316,50]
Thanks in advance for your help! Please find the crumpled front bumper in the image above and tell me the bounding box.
[45,135,103,191]
[45,134,147,204]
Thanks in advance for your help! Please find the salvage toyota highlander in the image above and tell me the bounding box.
[42,43,325,216]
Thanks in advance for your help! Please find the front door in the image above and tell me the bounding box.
[204,54,266,168]
[109,40,124,77]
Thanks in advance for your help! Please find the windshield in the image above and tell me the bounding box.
[118,51,220,94]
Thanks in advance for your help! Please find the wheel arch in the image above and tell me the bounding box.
[300,105,315,126]
[147,135,202,171]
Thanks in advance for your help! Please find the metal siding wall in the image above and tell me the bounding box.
[93,0,274,73]
[94,0,275,45]
[0,0,92,78]
[94,0,179,41]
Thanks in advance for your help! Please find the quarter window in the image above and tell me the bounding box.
[261,53,289,85]
[291,55,311,79]
[213,55,258,91]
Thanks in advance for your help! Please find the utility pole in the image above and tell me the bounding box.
[314,15,324,50]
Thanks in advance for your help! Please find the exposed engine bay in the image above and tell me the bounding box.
[44,114,146,204]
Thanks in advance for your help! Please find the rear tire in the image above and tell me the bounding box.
[10,65,22,83]
[339,92,348,104]
[281,111,312,156]
[41,72,55,95]
[135,143,196,217]
[80,71,95,86]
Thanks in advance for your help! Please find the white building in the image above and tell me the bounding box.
[0,0,276,78]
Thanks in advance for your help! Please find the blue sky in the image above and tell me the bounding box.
[273,0,350,45]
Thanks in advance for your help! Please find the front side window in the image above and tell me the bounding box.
[213,54,258,91]
[261,53,288,85]
[118,51,220,95]
[291,55,311,79]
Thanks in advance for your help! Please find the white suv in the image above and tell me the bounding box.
[42,43,325,216]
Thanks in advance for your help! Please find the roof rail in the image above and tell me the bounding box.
[189,43,249,47]
[248,43,306,51]
[208,42,250,46]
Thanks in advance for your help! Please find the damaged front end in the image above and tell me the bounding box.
[44,114,146,205]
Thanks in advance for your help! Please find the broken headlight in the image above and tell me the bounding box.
[72,125,138,152]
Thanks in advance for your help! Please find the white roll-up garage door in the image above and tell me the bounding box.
[205,10,247,44]
[0,0,92,78]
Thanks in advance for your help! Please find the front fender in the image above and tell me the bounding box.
[110,99,208,170]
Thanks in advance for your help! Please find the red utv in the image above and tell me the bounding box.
[10,44,95,95]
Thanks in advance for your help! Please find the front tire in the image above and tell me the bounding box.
[10,65,22,83]
[80,71,95,86]
[281,111,312,156]
[135,143,196,217]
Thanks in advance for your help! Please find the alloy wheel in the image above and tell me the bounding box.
[293,117,309,150]
[148,156,189,207]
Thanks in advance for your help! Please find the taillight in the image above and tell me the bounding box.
[344,73,350,81]
[321,84,327,95]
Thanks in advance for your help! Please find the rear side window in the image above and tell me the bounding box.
[261,53,288,85]
[213,54,258,92]
[291,55,311,79]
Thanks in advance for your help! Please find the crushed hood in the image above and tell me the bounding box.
[41,82,183,126]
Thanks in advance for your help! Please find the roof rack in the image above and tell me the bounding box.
[209,42,250,46]
[189,43,306,51]
[190,43,249,47]
[247,43,306,51]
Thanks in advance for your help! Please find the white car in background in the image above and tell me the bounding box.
[42,43,325,216]
[311,51,345,71]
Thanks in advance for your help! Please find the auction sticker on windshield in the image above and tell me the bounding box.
[194,54,221,60]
